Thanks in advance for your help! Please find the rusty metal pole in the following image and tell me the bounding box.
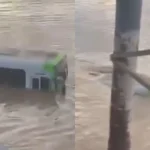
[108,0,143,150]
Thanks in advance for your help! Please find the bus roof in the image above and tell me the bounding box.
[0,49,67,72]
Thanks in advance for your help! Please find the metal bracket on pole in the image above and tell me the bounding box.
[110,49,150,90]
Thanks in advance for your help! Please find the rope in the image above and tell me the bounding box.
[110,49,150,91]
[114,62,150,90]
[111,49,150,59]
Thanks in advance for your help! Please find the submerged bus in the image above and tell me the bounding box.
[0,50,68,94]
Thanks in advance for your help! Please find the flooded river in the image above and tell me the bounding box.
[76,1,150,150]
[0,0,150,150]
[0,0,74,150]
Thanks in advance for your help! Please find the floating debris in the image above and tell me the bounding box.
[89,72,99,76]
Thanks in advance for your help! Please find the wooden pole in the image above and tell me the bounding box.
[108,0,143,150]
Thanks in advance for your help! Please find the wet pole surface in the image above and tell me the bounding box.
[108,0,143,150]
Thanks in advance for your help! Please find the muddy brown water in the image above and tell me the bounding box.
[0,0,150,150]
[76,52,150,150]
[0,0,74,149]
[0,74,74,150]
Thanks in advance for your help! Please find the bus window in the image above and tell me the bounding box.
[0,68,25,88]
[40,77,49,91]
[32,78,39,90]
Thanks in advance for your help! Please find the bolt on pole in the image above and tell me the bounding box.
[108,0,143,150]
